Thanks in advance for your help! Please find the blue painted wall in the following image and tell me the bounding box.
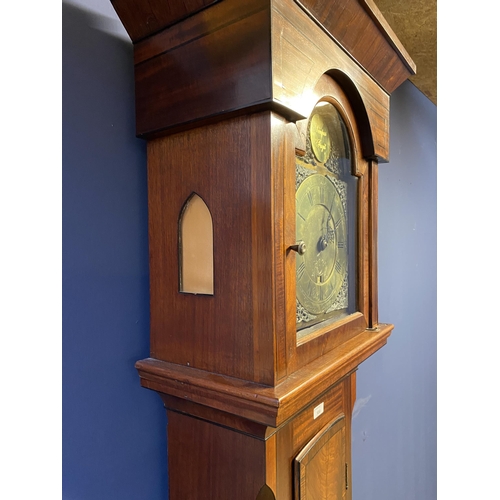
[351,82,437,500]
[62,3,167,499]
[62,2,436,498]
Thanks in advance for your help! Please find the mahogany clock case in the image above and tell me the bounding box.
[144,74,383,388]
[110,0,417,390]
[108,0,416,499]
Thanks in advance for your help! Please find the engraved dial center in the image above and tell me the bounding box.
[296,174,347,316]
[303,204,337,283]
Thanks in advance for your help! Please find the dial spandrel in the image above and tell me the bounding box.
[296,101,357,338]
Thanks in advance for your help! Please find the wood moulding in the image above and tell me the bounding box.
[111,0,416,162]
[135,323,393,429]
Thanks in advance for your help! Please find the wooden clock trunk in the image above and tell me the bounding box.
[110,0,415,498]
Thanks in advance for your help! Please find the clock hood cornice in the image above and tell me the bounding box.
[111,0,415,162]
[111,0,415,89]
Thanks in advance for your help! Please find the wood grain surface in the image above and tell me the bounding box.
[106,1,414,497]
[111,0,416,161]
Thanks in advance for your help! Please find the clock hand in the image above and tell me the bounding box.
[318,235,328,252]
[326,216,335,243]
[319,214,334,250]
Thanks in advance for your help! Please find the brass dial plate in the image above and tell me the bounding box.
[296,99,356,335]
[296,174,348,316]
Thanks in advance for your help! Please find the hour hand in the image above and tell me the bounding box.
[318,235,328,252]
[326,218,335,243]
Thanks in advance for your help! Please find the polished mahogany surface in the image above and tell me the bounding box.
[112,0,415,161]
[109,1,414,498]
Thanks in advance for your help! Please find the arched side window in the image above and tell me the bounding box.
[179,193,214,295]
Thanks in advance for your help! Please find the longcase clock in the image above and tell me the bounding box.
[110,0,416,498]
